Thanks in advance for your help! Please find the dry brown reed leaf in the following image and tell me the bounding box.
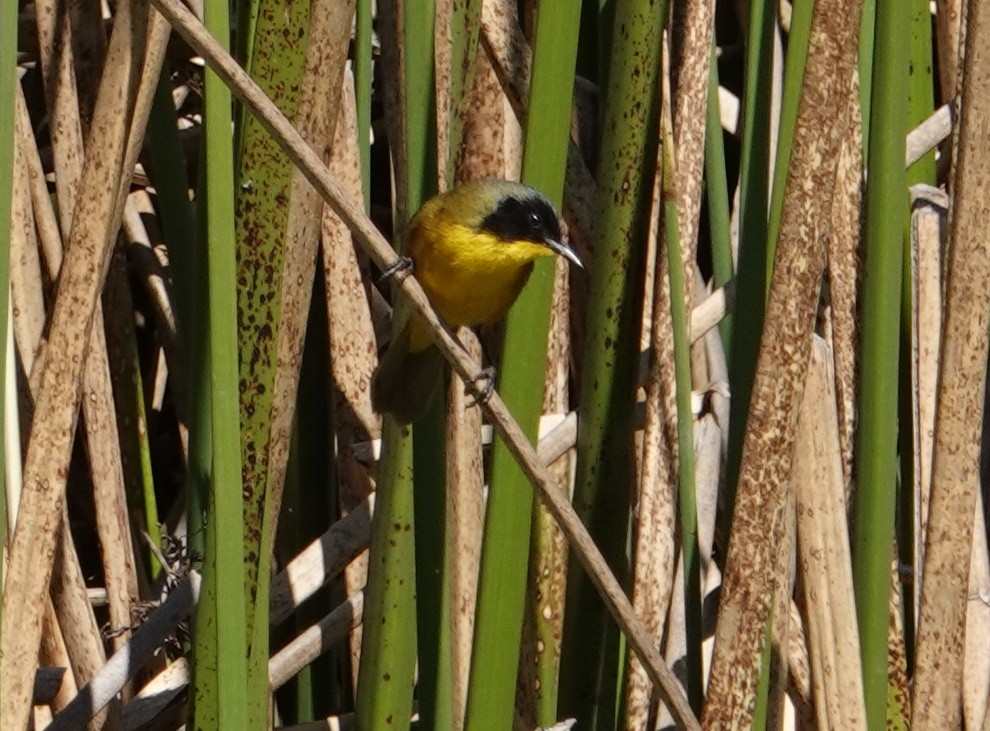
[34,0,87,230]
[766,482,795,731]
[785,601,816,728]
[16,88,62,292]
[936,0,963,103]
[445,331,484,729]
[82,311,141,654]
[670,0,715,269]
[457,38,521,183]
[322,70,377,690]
[964,505,990,730]
[434,0,453,190]
[793,337,866,730]
[51,506,121,730]
[702,0,862,723]
[10,94,47,379]
[0,6,168,723]
[626,88,679,728]
[913,0,990,723]
[886,567,911,726]
[20,0,141,713]
[825,73,863,496]
[479,0,530,121]
[908,184,948,618]
[375,0,410,223]
[25,2,142,669]
[40,597,80,713]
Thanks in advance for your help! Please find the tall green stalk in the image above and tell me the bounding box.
[852,2,910,729]
[766,0,815,268]
[354,425,418,729]
[147,74,202,561]
[395,2,452,727]
[705,46,734,349]
[897,0,936,676]
[724,0,777,513]
[190,0,250,726]
[282,286,337,721]
[559,0,666,726]
[234,1,311,657]
[659,101,703,714]
[357,2,437,727]
[463,1,580,727]
[858,0,878,157]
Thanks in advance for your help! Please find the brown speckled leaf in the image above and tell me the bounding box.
[701,0,862,724]
[912,0,990,724]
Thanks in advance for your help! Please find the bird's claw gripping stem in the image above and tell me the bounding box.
[379,256,414,285]
[466,366,497,407]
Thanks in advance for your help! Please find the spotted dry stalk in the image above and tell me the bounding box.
[445,332,485,729]
[0,4,169,725]
[908,185,948,617]
[670,0,715,270]
[793,338,866,730]
[935,0,963,102]
[30,0,143,671]
[964,506,990,729]
[627,137,678,730]
[825,75,863,495]
[322,72,378,690]
[10,91,46,377]
[912,0,990,723]
[701,0,863,723]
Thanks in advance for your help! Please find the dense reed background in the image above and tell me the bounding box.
[2,0,988,729]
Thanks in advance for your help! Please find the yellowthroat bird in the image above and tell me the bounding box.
[371,180,583,423]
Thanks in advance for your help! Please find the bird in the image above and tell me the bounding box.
[371,179,583,424]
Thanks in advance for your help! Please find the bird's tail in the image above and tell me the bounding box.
[371,321,445,424]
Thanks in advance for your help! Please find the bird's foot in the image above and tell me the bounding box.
[466,366,497,407]
[378,256,414,285]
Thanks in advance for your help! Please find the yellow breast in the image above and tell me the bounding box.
[406,216,552,351]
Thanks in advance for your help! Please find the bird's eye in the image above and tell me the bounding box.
[528,211,542,231]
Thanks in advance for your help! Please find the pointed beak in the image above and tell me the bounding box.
[545,239,584,269]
